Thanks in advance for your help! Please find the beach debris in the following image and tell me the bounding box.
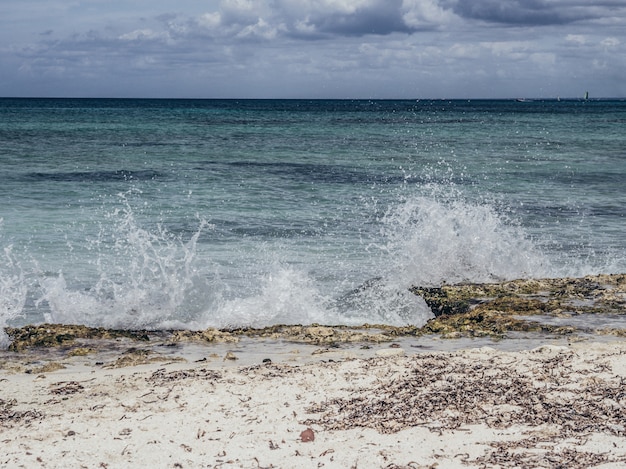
[147,368,222,385]
[224,351,238,361]
[473,443,615,468]
[268,440,280,450]
[0,398,43,425]
[49,381,84,395]
[304,348,626,443]
[300,428,315,442]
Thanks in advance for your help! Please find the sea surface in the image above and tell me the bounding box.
[1,98,624,347]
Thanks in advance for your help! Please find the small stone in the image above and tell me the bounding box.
[300,428,315,442]
[224,352,238,361]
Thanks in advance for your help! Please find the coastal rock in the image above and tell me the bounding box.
[169,329,238,344]
[306,326,334,338]
[411,273,626,338]
[4,324,150,352]
[225,324,397,345]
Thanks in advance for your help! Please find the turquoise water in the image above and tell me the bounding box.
[1,98,624,345]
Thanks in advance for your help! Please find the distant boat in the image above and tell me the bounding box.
[515,98,533,102]
[584,91,589,100]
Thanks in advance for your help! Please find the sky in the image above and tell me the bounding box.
[1,0,625,99]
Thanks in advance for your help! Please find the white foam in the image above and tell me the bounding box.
[39,197,212,330]
[0,224,28,348]
[380,190,552,286]
[207,267,330,328]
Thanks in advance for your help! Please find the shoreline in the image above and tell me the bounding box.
[2,273,625,467]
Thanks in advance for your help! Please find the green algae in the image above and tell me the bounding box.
[5,324,150,352]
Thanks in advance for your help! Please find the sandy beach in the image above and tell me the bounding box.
[2,334,626,469]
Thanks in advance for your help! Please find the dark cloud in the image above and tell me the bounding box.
[449,0,599,25]
[202,0,444,40]
[304,1,417,37]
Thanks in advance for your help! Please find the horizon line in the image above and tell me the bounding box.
[1,96,624,101]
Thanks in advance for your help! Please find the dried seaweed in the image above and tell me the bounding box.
[147,367,222,385]
[305,352,626,438]
[49,381,85,395]
[0,398,43,426]
[473,445,623,469]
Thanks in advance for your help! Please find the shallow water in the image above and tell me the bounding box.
[3,331,624,374]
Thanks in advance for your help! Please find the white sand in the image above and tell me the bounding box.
[2,340,626,468]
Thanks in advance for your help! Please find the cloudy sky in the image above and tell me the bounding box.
[1,0,625,99]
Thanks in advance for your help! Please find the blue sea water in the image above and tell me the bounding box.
[1,98,624,347]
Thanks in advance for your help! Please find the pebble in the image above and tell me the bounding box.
[300,428,315,442]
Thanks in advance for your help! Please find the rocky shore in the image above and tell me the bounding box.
[4,274,625,353]
[1,274,625,468]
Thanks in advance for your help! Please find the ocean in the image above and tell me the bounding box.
[1,98,624,347]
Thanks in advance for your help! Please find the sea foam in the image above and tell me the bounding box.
[0,223,28,348]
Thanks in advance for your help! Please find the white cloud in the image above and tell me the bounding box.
[119,29,169,42]
[601,37,620,48]
[566,34,587,45]
[198,12,222,29]
[482,41,532,58]
[401,0,457,28]
[448,43,481,59]
[236,18,280,40]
